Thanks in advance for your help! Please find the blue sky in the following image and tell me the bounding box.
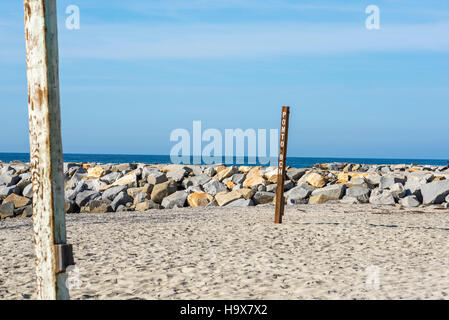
[1,0,448,159]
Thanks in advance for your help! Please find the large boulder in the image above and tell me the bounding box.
[0,174,20,187]
[215,166,238,181]
[379,176,406,189]
[161,191,188,209]
[86,166,106,179]
[166,168,188,183]
[215,190,243,206]
[390,183,407,199]
[111,163,136,172]
[111,191,133,211]
[253,191,275,205]
[226,198,254,207]
[102,185,128,201]
[286,168,307,182]
[87,199,112,213]
[0,202,15,219]
[147,171,168,185]
[110,173,137,188]
[203,179,227,196]
[203,166,216,177]
[305,172,327,188]
[369,189,396,205]
[311,184,346,200]
[0,185,20,198]
[399,195,420,208]
[237,188,256,200]
[182,174,211,189]
[150,180,177,203]
[346,186,371,203]
[84,179,107,192]
[2,194,31,208]
[22,183,33,198]
[421,179,449,205]
[135,199,161,211]
[187,192,214,207]
[285,183,314,201]
[100,171,123,185]
[231,174,246,185]
[309,194,332,204]
[242,176,267,188]
[75,190,100,207]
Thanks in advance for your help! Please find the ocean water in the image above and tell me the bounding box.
[0,153,448,168]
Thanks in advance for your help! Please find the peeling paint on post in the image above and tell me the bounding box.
[275,106,290,224]
[24,0,70,300]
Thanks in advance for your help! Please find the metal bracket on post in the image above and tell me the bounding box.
[55,244,75,274]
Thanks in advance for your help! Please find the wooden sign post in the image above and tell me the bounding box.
[24,0,73,300]
[274,106,290,224]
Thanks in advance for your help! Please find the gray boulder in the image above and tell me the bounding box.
[390,183,407,199]
[166,169,188,183]
[231,174,246,185]
[253,191,275,205]
[84,179,107,192]
[111,191,133,211]
[182,174,211,189]
[69,172,87,189]
[285,183,314,201]
[286,168,307,182]
[102,185,127,201]
[369,189,396,205]
[0,185,20,198]
[226,198,254,207]
[421,179,449,205]
[0,201,15,218]
[22,183,33,198]
[203,179,227,196]
[66,181,89,201]
[87,199,112,213]
[311,184,346,200]
[379,176,406,189]
[399,195,420,208]
[203,166,216,177]
[404,176,423,200]
[147,171,168,185]
[346,186,370,203]
[75,190,100,207]
[340,196,360,204]
[161,191,188,209]
[100,171,123,185]
[0,174,20,187]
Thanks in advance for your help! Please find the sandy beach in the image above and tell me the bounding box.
[1,203,448,300]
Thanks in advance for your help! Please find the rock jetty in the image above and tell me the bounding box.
[1,161,449,219]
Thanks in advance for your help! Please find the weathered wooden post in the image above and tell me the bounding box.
[24,0,73,300]
[274,106,290,224]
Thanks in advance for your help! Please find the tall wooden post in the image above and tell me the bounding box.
[24,0,72,300]
[274,106,290,224]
